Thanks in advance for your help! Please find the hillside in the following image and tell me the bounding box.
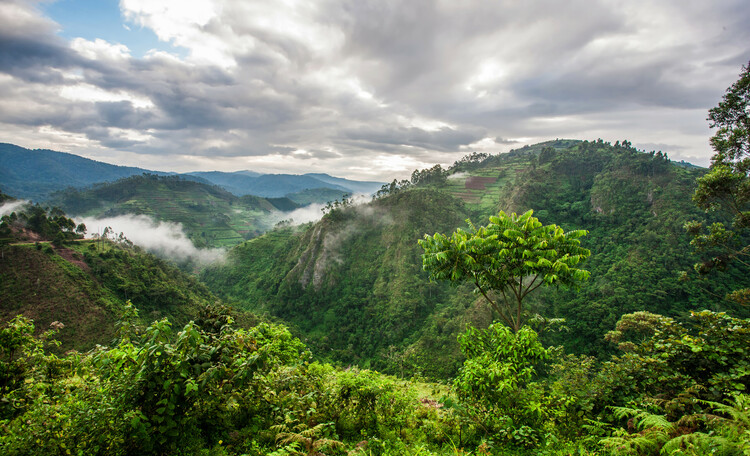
[0,143,165,201]
[202,140,750,377]
[0,201,221,352]
[48,174,301,248]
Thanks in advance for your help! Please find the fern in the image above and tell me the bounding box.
[273,422,345,456]
[610,406,676,433]
[600,406,674,455]
[661,432,735,456]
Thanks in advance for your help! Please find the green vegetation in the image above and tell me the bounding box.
[203,188,474,377]
[49,174,299,248]
[687,62,750,306]
[1,303,747,455]
[420,210,590,332]
[203,138,750,375]
[3,60,750,456]
[0,204,229,352]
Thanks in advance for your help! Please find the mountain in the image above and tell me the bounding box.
[284,187,350,205]
[0,143,384,204]
[48,174,301,248]
[187,171,383,199]
[303,173,385,195]
[201,140,749,378]
[184,171,268,196]
[185,170,352,198]
[193,172,351,197]
[0,143,168,201]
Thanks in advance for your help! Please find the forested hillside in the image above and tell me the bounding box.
[188,170,383,199]
[48,174,302,248]
[202,140,750,377]
[0,203,235,351]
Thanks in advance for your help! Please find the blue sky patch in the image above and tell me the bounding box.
[42,0,186,58]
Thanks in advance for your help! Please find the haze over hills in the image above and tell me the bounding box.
[46,174,303,249]
[0,143,385,202]
[0,143,169,202]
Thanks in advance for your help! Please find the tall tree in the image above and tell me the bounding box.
[419,210,590,332]
[687,61,750,304]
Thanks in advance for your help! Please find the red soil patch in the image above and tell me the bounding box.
[465,176,497,190]
[55,247,91,272]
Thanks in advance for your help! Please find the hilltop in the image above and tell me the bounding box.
[0,143,165,202]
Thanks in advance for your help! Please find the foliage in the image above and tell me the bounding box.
[204,141,749,374]
[1,203,82,244]
[420,210,590,332]
[450,324,570,448]
[600,395,750,456]
[411,165,449,188]
[597,310,750,416]
[687,61,750,305]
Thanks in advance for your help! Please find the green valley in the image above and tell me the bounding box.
[48,174,302,248]
[201,139,750,379]
[2,63,750,456]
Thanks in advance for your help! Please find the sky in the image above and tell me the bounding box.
[1,0,748,181]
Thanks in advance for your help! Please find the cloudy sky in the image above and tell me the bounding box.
[1,0,748,180]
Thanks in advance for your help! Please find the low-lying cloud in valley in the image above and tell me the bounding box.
[79,214,225,265]
[268,193,373,227]
[0,200,29,217]
[269,203,327,226]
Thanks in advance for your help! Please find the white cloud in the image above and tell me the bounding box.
[59,83,154,108]
[1,0,748,179]
[0,200,29,217]
[80,214,225,264]
[70,37,131,61]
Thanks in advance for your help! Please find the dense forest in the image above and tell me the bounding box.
[0,64,749,455]
[201,138,749,377]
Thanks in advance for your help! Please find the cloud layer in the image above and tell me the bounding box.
[1,0,748,179]
[80,214,225,264]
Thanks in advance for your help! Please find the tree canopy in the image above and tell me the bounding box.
[419,210,590,332]
[688,61,750,304]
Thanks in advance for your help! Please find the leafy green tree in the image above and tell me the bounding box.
[596,310,750,421]
[419,210,590,332]
[687,61,750,304]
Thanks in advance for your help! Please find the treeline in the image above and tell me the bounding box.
[1,203,86,247]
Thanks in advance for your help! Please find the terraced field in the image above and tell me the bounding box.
[445,161,527,213]
[444,140,581,214]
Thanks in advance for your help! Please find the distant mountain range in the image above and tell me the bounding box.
[0,143,384,201]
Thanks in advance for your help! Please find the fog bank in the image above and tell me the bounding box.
[79,214,225,265]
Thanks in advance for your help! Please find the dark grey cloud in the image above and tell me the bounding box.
[0,0,748,178]
[344,125,485,153]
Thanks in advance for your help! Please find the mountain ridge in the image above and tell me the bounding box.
[0,143,384,202]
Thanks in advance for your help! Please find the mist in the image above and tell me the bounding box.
[268,193,373,226]
[79,214,225,265]
[0,200,29,217]
[270,203,327,226]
